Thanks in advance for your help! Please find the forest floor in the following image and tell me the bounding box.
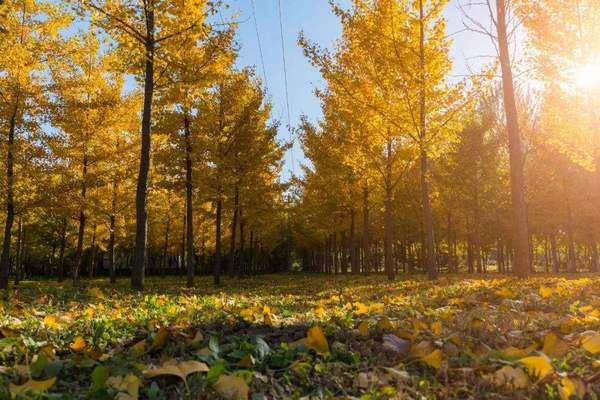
[0,273,599,399]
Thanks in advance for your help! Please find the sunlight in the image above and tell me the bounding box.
[574,63,600,88]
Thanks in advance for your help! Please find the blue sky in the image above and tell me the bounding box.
[226,0,493,177]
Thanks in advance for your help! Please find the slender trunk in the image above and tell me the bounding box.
[89,224,97,277]
[550,234,559,273]
[132,11,155,290]
[0,99,18,290]
[417,0,436,280]
[108,180,118,283]
[362,185,370,274]
[238,209,245,277]
[228,184,239,277]
[184,113,194,287]
[214,193,223,285]
[73,153,88,284]
[162,214,170,277]
[496,0,530,278]
[58,218,66,282]
[13,218,22,285]
[350,209,358,274]
[384,137,395,280]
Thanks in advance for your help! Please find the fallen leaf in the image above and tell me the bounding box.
[305,326,329,354]
[70,335,86,352]
[377,316,393,330]
[43,315,58,329]
[357,320,369,336]
[542,332,570,359]
[149,328,168,352]
[581,332,600,354]
[539,287,554,298]
[559,376,586,400]
[9,377,57,394]
[490,366,529,389]
[144,359,209,382]
[519,354,553,379]
[213,374,249,400]
[129,340,146,357]
[430,321,442,336]
[421,349,442,369]
[107,373,140,400]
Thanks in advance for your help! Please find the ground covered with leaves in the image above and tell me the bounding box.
[0,274,599,399]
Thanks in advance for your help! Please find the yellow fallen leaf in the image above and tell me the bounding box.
[107,373,140,400]
[421,349,442,369]
[411,340,435,358]
[70,336,86,352]
[377,317,393,330]
[213,374,249,400]
[263,311,273,326]
[542,332,570,359]
[500,344,537,358]
[129,340,146,357]
[490,366,529,389]
[430,321,442,336]
[144,359,209,385]
[149,328,168,352]
[87,287,105,299]
[519,354,554,379]
[240,307,256,322]
[9,377,57,394]
[369,303,384,314]
[305,326,329,354]
[559,377,586,400]
[43,315,58,329]
[357,320,369,336]
[539,287,554,298]
[188,330,204,347]
[495,288,515,298]
[581,332,600,354]
[313,306,326,318]
[353,302,369,316]
[238,353,254,368]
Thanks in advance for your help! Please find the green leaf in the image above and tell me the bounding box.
[90,365,109,394]
[206,359,227,384]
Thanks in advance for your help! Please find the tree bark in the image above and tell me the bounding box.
[184,113,194,287]
[132,8,155,290]
[417,0,437,280]
[214,193,223,285]
[495,0,530,278]
[58,218,67,282]
[228,184,239,277]
[0,99,18,290]
[14,218,22,285]
[108,180,118,283]
[362,185,371,274]
[73,152,88,284]
[384,137,395,281]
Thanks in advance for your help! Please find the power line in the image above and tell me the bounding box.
[277,0,295,178]
[250,0,269,93]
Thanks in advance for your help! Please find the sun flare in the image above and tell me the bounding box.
[574,63,600,88]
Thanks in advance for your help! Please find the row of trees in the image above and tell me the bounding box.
[0,0,288,289]
[294,0,600,279]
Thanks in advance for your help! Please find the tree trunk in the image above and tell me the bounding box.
[184,113,194,287]
[228,184,239,277]
[58,218,67,282]
[362,185,371,274]
[89,224,97,277]
[495,0,530,278]
[108,180,118,283]
[0,99,18,290]
[384,137,395,280]
[214,193,223,285]
[132,11,155,290]
[238,209,245,277]
[350,209,358,274]
[73,153,88,284]
[14,218,22,285]
[417,0,437,280]
[550,234,559,273]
